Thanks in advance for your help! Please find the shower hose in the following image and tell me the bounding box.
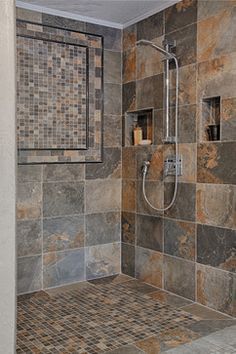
[142,56,179,212]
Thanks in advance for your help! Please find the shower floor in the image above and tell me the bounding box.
[17,275,235,353]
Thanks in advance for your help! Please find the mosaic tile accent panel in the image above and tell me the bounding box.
[16,20,103,164]
[17,277,200,353]
[17,37,87,150]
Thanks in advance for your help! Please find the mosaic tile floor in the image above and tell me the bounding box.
[17,275,236,354]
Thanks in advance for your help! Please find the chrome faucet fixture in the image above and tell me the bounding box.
[137,38,180,211]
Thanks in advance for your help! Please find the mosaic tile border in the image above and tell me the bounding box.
[17,20,104,164]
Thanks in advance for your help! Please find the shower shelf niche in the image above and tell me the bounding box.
[124,108,153,147]
[201,96,221,142]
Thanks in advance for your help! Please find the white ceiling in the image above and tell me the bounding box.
[16,0,180,28]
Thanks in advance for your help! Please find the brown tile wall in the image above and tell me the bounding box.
[16,8,122,294]
[121,0,236,316]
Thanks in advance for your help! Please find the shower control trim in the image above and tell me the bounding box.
[163,136,176,144]
[164,155,182,177]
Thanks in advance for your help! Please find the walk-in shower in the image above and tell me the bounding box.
[136,39,180,211]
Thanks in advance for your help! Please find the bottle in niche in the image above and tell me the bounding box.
[133,124,143,145]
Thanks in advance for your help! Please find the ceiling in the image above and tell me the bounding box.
[16,0,180,28]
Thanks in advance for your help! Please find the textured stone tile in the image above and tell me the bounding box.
[165,0,197,34]
[86,147,121,179]
[185,319,235,336]
[135,327,199,353]
[89,274,132,286]
[43,215,84,252]
[197,224,236,272]
[164,255,195,300]
[165,338,234,354]
[86,243,120,280]
[136,74,164,110]
[197,142,236,184]
[122,179,136,212]
[17,165,42,183]
[197,6,236,62]
[149,289,192,308]
[198,0,236,21]
[43,182,84,217]
[136,214,163,252]
[42,13,85,31]
[123,24,137,51]
[166,23,197,68]
[122,212,136,245]
[197,52,236,100]
[17,255,42,294]
[222,97,236,141]
[85,212,120,246]
[186,319,236,337]
[104,50,121,84]
[164,143,196,183]
[43,164,84,182]
[168,104,197,144]
[170,64,196,106]
[197,183,236,229]
[86,179,121,213]
[122,147,137,179]
[122,81,136,113]
[197,264,235,316]
[106,345,144,354]
[123,48,136,83]
[136,145,164,181]
[119,279,157,294]
[17,220,42,257]
[203,325,236,348]
[164,182,196,222]
[164,219,196,261]
[137,180,164,217]
[136,247,163,288]
[153,109,164,145]
[122,243,135,277]
[104,83,122,115]
[178,105,197,143]
[86,23,121,51]
[137,11,164,41]
[17,182,42,220]
[123,81,136,113]
[46,281,93,296]
[43,248,85,288]
[181,303,232,320]
[16,7,42,23]
[136,36,163,80]
[135,145,153,180]
[104,115,122,148]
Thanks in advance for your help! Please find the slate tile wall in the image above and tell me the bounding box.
[122,0,236,316]
[16,8,122,294]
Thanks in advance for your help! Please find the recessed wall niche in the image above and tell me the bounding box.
[16,20,103,164]
[201,96,221,142]
[125,109,153,146]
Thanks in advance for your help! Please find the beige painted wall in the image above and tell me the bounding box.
[0,0,16,352]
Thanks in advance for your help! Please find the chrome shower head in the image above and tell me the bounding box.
[136,39,176,60]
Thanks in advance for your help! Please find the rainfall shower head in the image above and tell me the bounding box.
[136,39,176,60]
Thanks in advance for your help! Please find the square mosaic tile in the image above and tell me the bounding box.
[16,20,103,164]
[17,276,201,353]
